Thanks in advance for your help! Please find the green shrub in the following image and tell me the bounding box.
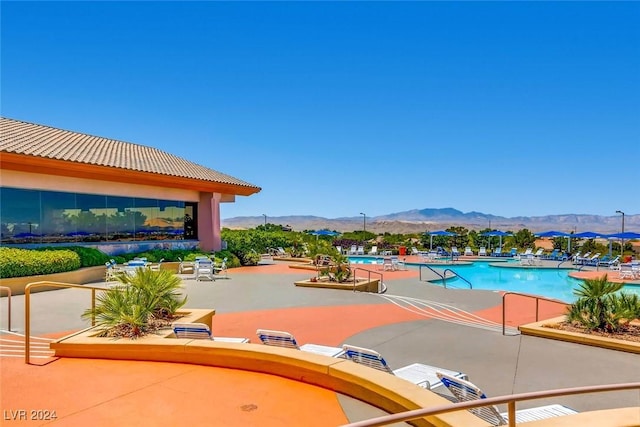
[0,247,81,278]
[82,269,187,338]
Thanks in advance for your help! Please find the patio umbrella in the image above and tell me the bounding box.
[535,231,572,253]
[572,231,606,239]
[309,229,340,240]
[481,230,512,249]
[424,230,456,250]
[606,232,640,257]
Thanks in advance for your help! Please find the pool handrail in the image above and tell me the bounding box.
[502,291,567,336]
[351,267,385,293]
[419,265,472,289]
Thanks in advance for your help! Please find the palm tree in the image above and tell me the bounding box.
[83,269,186,338]
[566,275,639,333]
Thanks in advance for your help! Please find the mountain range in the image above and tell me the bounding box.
[221,208,638,234]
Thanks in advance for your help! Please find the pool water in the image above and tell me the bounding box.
[349,257,639,303]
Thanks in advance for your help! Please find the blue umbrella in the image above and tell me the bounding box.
[424,230,456,250]
[606,231,640,239]
[310,229,339,236]
[572,231,606,239]
[309,229,340,240]
[481,230,512,249]
[535,231,572,253]
[534,231,571,238]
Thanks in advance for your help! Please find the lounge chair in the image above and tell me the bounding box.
[601,255,620,269]
[542,249,559,260]
[178,257,195,274]
[381,257,394,271]
[341,344,466,390]
[478,247,487,256]
[274,247,289,257]
[508,248,518,257]
[411,247,420,256]
[335,246,344,255]
[533,248,544,258]
[464,246,474,256]
[195,258,215,281]
[356,245,365,255]
[520,248,533,257]
[368,246,378,255]
[256,329,345,357]
[491,247,502,257]
[451,247,460,257]
[436,371,577,426]
[348,245,358,255]
[173,323,250,343]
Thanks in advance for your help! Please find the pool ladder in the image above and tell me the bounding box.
[419,265,472,289]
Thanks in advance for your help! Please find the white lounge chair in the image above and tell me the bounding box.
[173,323,250,343]
[436,371,577,426]
[335,246,344,255]
[368,246,378,255]
[478,247,487,256]
[381,257,394,271]
[341,344,466,390]
[348,245,358,255]
[451,247,460,257]
[177,257,195,274]
[214,257,228,277]
[464,247,473,256]
[256,329,345,357]
[356,245,365,255]
[491,247,502,257]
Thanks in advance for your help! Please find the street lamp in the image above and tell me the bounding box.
[359,212,366,242]
[262,213,267,227]
[616,210,625,256]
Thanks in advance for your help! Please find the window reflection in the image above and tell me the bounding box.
[1,187,192,244]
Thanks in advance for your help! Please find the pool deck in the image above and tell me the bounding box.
[1,260,639,426]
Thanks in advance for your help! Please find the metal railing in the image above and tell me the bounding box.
[24,281,109,364]
[502,291,568,336]
[351,267,384,293]
[341,382,640,427]
[0,286,12,331]
[419,265,472,289]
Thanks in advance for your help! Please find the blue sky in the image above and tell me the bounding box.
[2,2,639,220]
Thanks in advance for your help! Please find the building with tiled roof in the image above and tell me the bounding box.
[0,117,261,253]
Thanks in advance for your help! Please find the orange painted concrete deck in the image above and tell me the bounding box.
[1,263,571,426]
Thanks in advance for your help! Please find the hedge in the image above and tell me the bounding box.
[0,247,81,278]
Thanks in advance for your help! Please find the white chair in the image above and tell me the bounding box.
[348,245,358,255]
[256,329,345,357]
[451,247,460,257]
[437,371,577,426]
[464,247,474,256]
[356,245,365,255]
[368,246,378,255]
[178,257,195,274]
[381,257,394,271]
[214,257,228,277]
[335,246,344,255]
[195,258,215,281]
[478,247,487,256]
[341,344,466,390]
[173,323,250,343]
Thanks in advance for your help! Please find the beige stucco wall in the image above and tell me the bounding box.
[1,169,200,201]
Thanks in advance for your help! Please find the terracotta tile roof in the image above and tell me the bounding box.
[0,117,260,192]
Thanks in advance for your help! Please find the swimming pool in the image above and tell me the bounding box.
[349,257,640,302]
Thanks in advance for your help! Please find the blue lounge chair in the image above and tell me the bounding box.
[491,247,502,257]
[256,329,345,357]
[437,371,577,425]
[342,344,466,390]
[173,323,250,343]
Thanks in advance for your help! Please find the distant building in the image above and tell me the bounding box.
[0,117,260,254]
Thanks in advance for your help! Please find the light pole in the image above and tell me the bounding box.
[262,214,267,227]
[616,210,625,256]
[359,212,366,242]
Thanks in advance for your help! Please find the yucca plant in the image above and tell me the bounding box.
[82,269,187,338]
[566,275,640,333]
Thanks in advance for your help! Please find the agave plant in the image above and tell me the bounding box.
[83,269,187,338]
[566,275,640,333]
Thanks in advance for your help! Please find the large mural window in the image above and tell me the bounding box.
[0,187,192,244]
